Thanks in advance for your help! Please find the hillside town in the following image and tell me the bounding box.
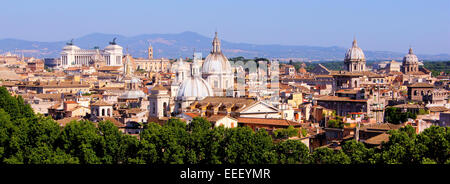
[0,32,449,152]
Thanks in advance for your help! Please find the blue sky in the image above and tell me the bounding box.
[1,0,449,54]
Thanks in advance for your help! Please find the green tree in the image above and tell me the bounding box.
[379,126,425,164]
[276,139,310,164]
[56,120,103,164]
[138,122,162,164]
[311,148,351,164]
[341,140,373,164]
[415,126,449,164]
[273,126,299,139]
[384,107,416,124]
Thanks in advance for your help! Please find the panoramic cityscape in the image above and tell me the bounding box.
[0,0,449,170]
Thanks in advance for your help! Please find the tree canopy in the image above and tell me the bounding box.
[0,87,449,164]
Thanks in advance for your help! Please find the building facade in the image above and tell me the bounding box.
[60,39,123,69]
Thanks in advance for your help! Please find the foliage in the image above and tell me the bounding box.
[311,148,350,164]
[327,116,344,129]
[0,87,449,164]
[422,61,450,77]
[276,139,310,164]
[273,126,299,139]
[384,107,417,124]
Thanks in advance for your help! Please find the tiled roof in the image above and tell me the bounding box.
[336,89,359,94]
[184,112,200,118]
[91,100,112,106]
[237,117,300,127]
[364,133,390,145]
[392,104,424,109]
[56,117,83,127]
[97,66,122,71]
[361,123,403,131]
[151,84,167,91]
[316,96,367,102]
[102,117,124,128]
[408,82,434,88]
[427,106,448,112]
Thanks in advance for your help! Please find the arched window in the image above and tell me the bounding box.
[163,102,167,117]
[107,108,111,116]
[102,109,105,116]
[414,90,417,96]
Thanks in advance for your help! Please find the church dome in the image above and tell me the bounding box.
[177,77,213,100]
[403,48,419,64]
[201,32,232,75]
[345,39,365,61]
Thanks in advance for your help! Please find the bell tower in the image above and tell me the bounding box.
[148,44,153,59]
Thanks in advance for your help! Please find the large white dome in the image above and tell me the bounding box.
[177,77,213,100]
[201,53,232,74]
[201,32,232,75]
[345,39,365,61]
[403,48,419,64]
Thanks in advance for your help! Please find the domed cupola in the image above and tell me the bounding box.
[344,38,366,72]
[403,47,419,64]
[176,77,213,101]
[402,47,419,74]
[200,32,234,96]
[345,39,365,62]
[201,32,232,75]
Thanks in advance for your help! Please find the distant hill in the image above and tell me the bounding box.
[1,31,449,61]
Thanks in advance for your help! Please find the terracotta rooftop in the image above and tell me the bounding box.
[392,104,424,109]
[184,112,200,118]
[336,89,359,94]
[237,117,300,127]
[361,123,403,131]
[408,82,434,88]
[91,100,112,106]
[97,66,122,71]
[428,106,448,112]
[316,96,367,102]
[102,117,124,128]
[364,133,390,145]
[151,84,167,91]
